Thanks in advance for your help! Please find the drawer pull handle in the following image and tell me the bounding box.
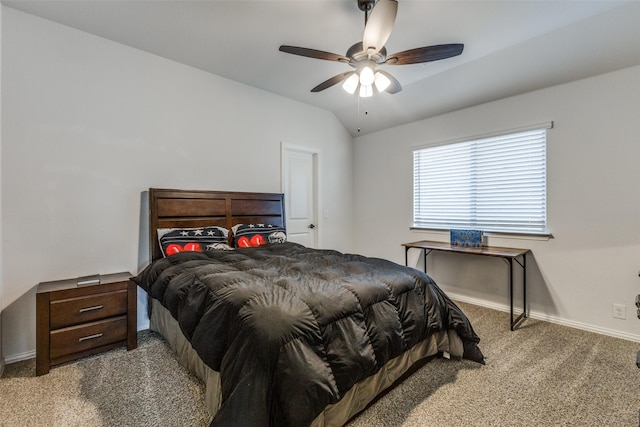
[79,305,104,313]
[78,333,103,342]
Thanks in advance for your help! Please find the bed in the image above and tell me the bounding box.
[132,188,484,427]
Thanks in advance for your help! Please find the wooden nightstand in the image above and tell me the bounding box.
[36,272,137,376]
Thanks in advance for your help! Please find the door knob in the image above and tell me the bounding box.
[308,224,316,229]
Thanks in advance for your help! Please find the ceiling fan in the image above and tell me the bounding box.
[279,0,464,98]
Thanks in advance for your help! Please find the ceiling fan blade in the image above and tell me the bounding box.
[311,71,355,92]
[279,45,349,63]
[362,0,398,55]
[376,70,402,94]
[386,44,464,65]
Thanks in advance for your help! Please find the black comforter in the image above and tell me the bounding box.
[133,242,483,427]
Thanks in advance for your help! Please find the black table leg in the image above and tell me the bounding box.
[509,258,514,330]
[511,254,527,330]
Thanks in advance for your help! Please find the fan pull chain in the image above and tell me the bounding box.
[357,95,361,133]
[356,96,369,134]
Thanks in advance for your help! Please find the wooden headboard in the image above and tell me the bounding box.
[149,188,286,261]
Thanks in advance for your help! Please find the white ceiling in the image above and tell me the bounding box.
[4,0,640,136]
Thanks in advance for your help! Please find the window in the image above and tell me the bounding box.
[413,125,549,234]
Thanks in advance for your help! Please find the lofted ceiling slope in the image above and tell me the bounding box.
[3,0,640,136]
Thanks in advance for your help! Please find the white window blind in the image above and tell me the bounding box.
[413,127,548,234]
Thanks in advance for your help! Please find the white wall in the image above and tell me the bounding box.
[0,7,354,361]
[0,3,4,376]
[354,65,640,341]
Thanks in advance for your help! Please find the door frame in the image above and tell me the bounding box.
[280,143,321,248]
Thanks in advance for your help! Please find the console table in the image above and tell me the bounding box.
[402,240,530,330]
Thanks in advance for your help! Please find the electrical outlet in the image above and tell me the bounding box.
[613,303,626,319]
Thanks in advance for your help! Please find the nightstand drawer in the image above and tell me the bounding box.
[50,316,128,360]
[50,289,128,329]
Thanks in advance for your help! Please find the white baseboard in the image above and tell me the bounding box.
[449,292,640,343]
[3,321,149,366]
[138,320,150,331]
[3,299,638,364]
[4,349,35,365]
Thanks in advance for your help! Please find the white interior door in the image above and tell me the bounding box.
[281,144,318,248]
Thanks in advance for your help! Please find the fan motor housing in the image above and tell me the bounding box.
[357,0,376,12]
[346,42,387,63]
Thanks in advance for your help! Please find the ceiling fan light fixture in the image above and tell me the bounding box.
[374,71,391,92]
[359,66,375,86]
[359,84,373,98]
[342,73,360,94]
[279,0,462,98]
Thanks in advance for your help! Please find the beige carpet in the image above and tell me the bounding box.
[0,332,210,427]
[1,302,638,426]
[349,302,640,426]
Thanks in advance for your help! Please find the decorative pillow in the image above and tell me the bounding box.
[158,226,231,257]
[232,224,287,248]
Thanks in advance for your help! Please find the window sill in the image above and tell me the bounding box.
[410,227,553,241]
